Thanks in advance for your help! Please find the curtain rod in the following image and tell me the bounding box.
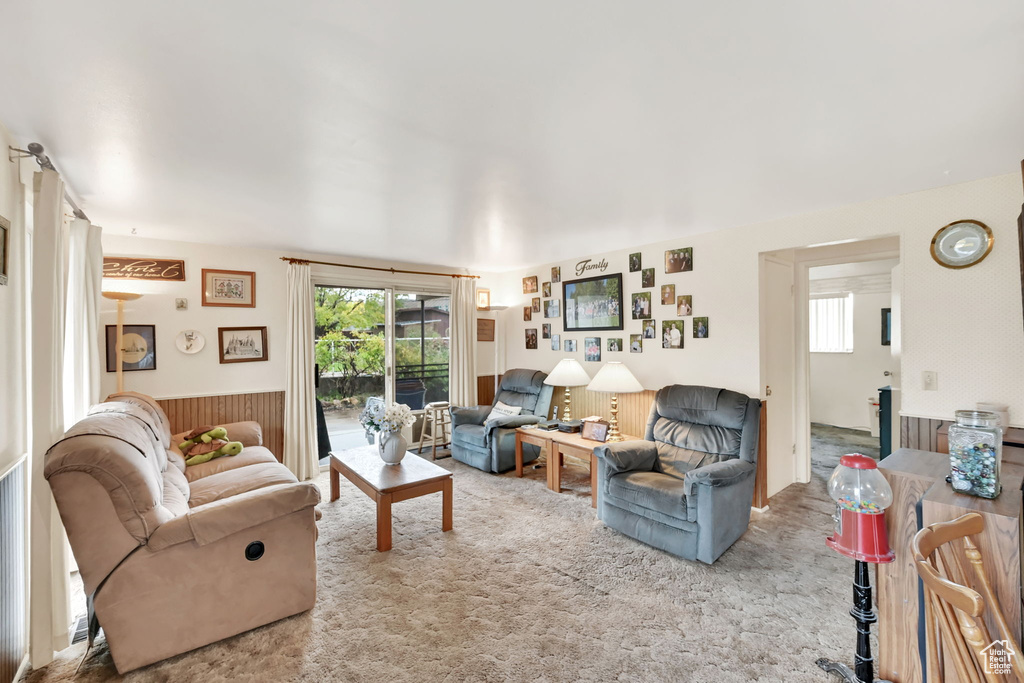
[280,256,479,279]
[8,143,89,221]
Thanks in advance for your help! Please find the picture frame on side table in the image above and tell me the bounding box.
[581,420,610,443]
[218,326,268,363]
[105,324,156,372]
[202,269,255,307]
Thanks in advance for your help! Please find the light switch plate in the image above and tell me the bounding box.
[922,371,937,391]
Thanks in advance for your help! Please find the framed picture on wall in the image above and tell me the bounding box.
[477,318,496,342]
[105,325,156,372]
[665,247,693,273]
[523,276,539,293]
[551,266,561,283]
[563,273,623,331]
[202,269,255,307]
[0,214,10,286]
[218,326,268,363]
[525,328,538,349]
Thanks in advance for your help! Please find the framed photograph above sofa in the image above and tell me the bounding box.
[562,273,623,332]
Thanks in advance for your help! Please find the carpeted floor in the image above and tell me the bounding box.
[24,427,877,682]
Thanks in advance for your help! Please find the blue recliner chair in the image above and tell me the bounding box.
[594,385,761,564]
[449,369,554,473]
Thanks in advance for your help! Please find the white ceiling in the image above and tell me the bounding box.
[2,2,1023,272]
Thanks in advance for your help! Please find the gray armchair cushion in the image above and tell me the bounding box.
[607,471,688,521]
[453,424,487,449]
[450,405,490,428]
[594,440,658,476]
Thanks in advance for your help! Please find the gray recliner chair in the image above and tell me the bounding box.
[594,385,761,564]
[450,369,554,473]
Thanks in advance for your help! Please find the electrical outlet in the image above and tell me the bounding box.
[922,371,937,391]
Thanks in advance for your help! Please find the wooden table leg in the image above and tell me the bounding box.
[548,446,562,492]
[515,432,524,477]
[590,453,598,508]
[376,492,393,552]
[330,460,340,502]
[442,478,453,532]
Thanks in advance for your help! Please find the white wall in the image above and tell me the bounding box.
[498,173,1024,426]
[809,290,893,430]
[99,235,479,400]
[0,121,28,476]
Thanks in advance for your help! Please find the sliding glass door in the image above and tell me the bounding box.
[394,291,450,409]
[314,286,390,451]
[313,285,450,452]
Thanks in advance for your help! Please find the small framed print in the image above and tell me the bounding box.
[581,420,610,443]
[0,214,9,286]
[666,247,693,273]
[477,318,496,342]
[525,328,538,349]
[661,284,675,305]
[476,288,491,310]
[542,282,552,297]
[532,297,541,312]
[105,325,156,372]
[641,268,655,288]
[542,324,551,339]
[218,326,268,363]
[524,306,532,322]
[202,269,255,307]
[630,334,642,353]
[694,317,709,338]
[551,266,561,283]
[523,276,539,293]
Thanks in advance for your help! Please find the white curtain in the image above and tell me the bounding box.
[283,261,318,480]
[29,169,73,664]
[63,218,103,428]
[449,277,478,406]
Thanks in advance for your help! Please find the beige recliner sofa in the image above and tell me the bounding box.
[45,391,320,673]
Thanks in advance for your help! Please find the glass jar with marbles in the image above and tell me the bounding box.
[948,410,1003,499]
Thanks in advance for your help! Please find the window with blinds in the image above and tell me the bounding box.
[809,293,854,353]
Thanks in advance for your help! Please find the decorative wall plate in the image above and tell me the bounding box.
[175,329,205,354]
[930,219,993,269]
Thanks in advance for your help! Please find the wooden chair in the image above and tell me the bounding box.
[912,512,1024,681]
[416,401,451,460]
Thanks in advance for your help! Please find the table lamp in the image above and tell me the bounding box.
[543,358,591,423]
[586,362,643,442]
[102,291,143,393]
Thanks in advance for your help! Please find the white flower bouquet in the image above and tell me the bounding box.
[359,401,415,435]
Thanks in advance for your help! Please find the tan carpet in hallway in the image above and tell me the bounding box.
[23,450,854,682]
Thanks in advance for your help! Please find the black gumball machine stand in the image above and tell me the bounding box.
[816,454,895,683]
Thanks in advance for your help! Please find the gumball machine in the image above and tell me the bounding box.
[817,454,894,683]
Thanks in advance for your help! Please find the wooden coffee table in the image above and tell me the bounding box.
[329,446,453,551]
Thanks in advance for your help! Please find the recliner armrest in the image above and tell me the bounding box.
[148,482,321,551]
[484,414,541,431]
[683,459,755,497]
[450,405,490,428]
[594,440,658,475]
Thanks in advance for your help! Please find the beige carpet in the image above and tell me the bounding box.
[23,448,856,682]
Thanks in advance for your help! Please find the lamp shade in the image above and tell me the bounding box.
[586,362,643,394]
[544,358,591,387]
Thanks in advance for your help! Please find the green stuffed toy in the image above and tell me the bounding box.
[178,425,244,466]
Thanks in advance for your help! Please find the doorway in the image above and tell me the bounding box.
[759,236,901,499]
[313,285,452,455]
[807,258,898,474]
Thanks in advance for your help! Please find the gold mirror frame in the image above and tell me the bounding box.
[930,219,994,269]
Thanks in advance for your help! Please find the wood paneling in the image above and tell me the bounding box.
[477,374,501,407]
[158,391,285,461]
[0,458,27,683]
[878,448,1024,682]
[900,416,949,452]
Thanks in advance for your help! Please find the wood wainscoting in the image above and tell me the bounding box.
[899,415,948,452]
[479,376,769,508]
[157,391,286,461]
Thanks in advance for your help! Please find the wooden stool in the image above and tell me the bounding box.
[417,402,451,460]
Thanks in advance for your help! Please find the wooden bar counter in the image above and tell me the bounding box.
[877,448,1024,682]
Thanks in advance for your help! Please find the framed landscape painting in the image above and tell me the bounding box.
[203,269,255,307]
[562,273,623,332]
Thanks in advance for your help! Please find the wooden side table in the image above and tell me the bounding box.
[514,427,638,508]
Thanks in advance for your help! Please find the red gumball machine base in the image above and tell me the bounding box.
[826,509,895,564]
